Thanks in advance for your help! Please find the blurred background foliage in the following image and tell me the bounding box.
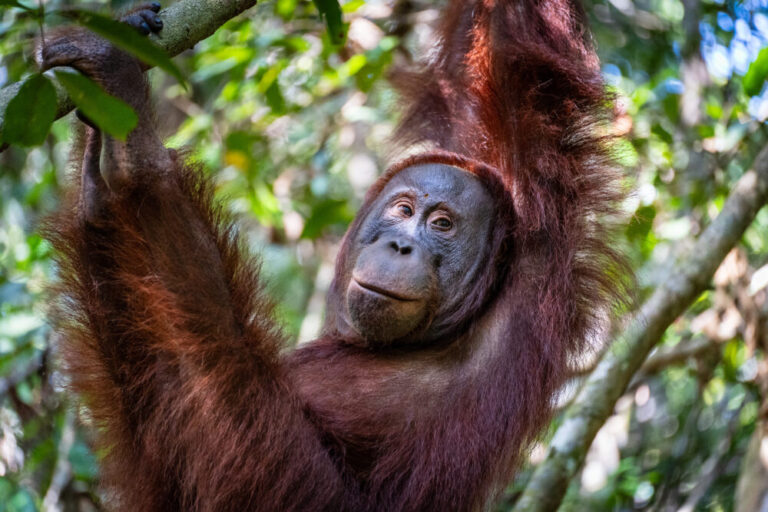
[1,0,768,510]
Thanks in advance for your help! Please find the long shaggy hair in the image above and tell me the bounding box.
[45,1,628,510]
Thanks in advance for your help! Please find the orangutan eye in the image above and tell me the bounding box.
[396,202,414,217]
[431,216,452,231]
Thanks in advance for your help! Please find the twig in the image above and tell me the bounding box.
[570,335,717,378]
[41,408,76,512]
[638,336,717,376]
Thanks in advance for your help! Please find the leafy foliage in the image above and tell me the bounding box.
[54,68,137,140]
[1,74,56,146]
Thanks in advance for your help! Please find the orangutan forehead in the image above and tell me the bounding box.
[383,163,492,204]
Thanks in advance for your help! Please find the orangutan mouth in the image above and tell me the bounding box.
[352,279,417,302]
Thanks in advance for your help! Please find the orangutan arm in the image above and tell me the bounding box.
[42,10,345,510]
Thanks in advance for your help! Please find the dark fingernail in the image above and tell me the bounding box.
[140,21,150,32]
[151,2,161,10]
[154,16,163,27]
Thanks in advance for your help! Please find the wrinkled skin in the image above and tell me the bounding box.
[342,164,494,346]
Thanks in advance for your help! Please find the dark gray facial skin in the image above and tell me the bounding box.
[343,163,495,346]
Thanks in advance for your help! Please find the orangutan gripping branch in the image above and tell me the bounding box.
[43,0,626,510]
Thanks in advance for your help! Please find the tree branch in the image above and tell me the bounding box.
[570,335,717,379]
[512,143,768,512]
[637,336,716,376]
[41,408,76,512]
[0,0,258,145]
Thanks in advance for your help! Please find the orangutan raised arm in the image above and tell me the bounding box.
[45,1,626,511]
[43,5,347,510]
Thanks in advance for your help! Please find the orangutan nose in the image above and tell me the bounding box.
[388,239,413,255]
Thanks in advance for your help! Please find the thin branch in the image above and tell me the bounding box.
[638,336,717,376]
[512,143,768,512]
[0,0,259,147]
[570,335,717,379]
[42,408,76,512]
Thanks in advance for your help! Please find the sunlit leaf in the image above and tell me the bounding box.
[1,74,57,147]
[344,54,367,77]
[251,182,281,225]
[626,205,655,242]
[341,0,365,13]
[744,47,768,97]
[258,62,287,114]
[257,64,283,94]
[63,10,186,87]
[705,101,723,120]
[612,138,638,168]
[54,69,137,140]
[275,0,298,20]
[193,46,254,81]
[223,146,246,166]
[273,36,311,53]
[353,37,397,91]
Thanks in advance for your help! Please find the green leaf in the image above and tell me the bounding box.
[63,10,186,87]
[626,205,656,242]
[650,123,673,144]
[275,0,298,20]
[1,74,57,147]
[264,81,287,115]
[697,124,715,138]
[0,0,31,10]
[301,199,352,239]
[54,69,138,140]
[257,61,287,114]
[744,46,768,96]
[354,38,397,92]
[341,0,365,13]
[69,439,99,480]
[312,0,346,45]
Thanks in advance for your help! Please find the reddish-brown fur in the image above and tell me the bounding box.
[45,0,626,510]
